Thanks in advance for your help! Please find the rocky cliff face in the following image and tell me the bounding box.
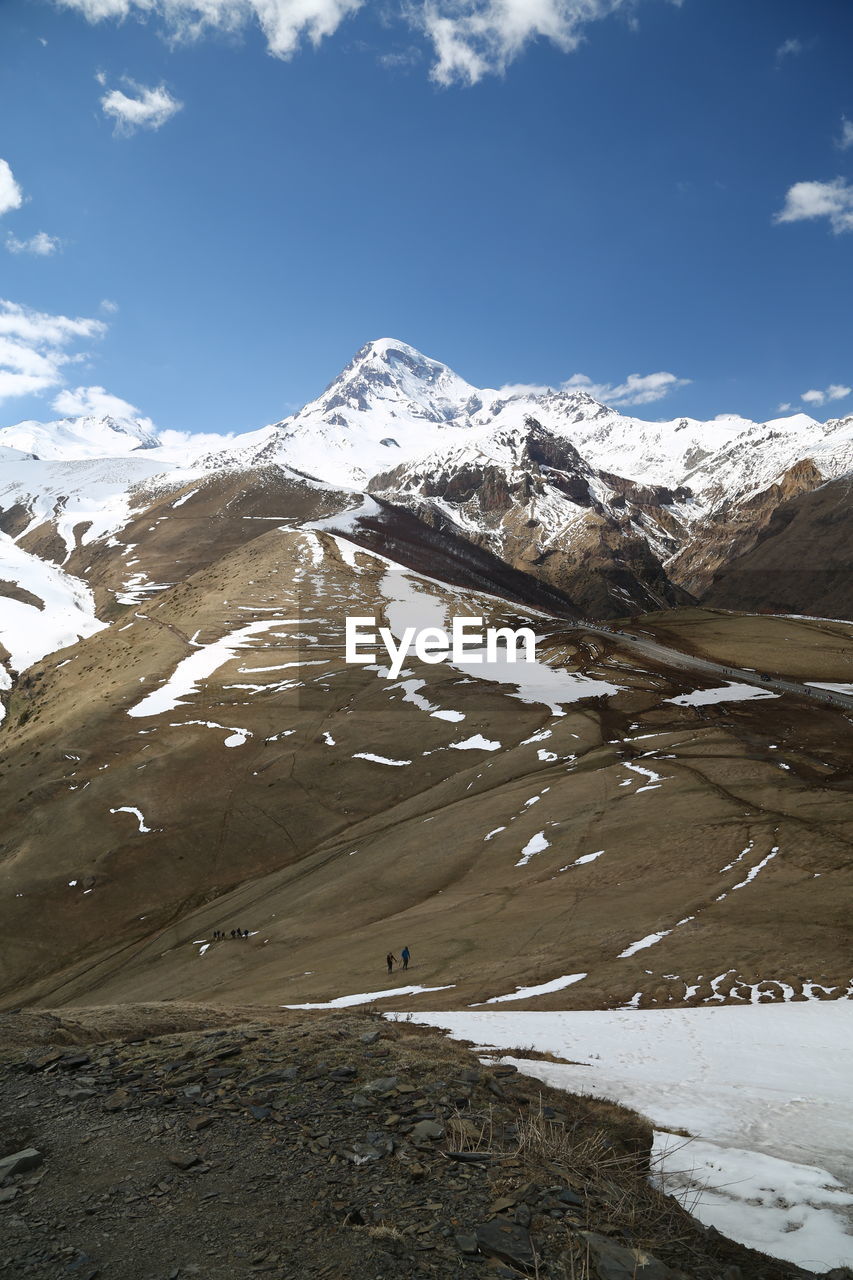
[668,459,826,598]
[703,471,853,617]
[369,417,695,615]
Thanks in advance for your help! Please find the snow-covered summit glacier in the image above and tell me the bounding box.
[213,338,486,486]
[320,338,485,422]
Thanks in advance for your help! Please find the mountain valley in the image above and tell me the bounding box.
[0,339,851,1018]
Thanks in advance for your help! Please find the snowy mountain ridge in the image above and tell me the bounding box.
[0,413,161,461]
[1,337,853,671]
[3,339,853,505]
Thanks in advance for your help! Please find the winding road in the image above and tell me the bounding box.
[575,622,853,712]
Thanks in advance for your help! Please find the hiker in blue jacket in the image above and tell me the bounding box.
[401,946,410,971]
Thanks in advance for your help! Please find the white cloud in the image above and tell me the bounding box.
[562,369,690,407]
[157,427,242,450]
[497,381,549,397]
[55,0,666,80]
[0,159,24,217]
[52,384,143,419]
[499,368,690,408]
[420,0,627,85]
[776,402,792,413]
[378,46,423,70]
[100,79,183,134]
[774,178,853,234]
[775,37,802,62]
[0,299,106,407]
[100,298,119,313]
[59,0,364,59]
[838,117,853,151]
[801,384,851,407]
[6,231,62,256]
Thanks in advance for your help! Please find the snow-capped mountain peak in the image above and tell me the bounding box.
[0,413,161,461]
[219,338,488,486]
[312,337,483,424]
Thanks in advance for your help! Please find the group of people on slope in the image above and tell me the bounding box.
[386,946,411,974]
[212,929,250,940]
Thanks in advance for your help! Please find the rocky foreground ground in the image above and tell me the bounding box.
[1,1005,849,1280]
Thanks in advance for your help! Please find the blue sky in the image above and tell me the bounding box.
[1,0,852,437]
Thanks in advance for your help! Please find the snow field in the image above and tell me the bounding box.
[390,1006,853,1272]
[0,531,107,675]
[108,806,155,834]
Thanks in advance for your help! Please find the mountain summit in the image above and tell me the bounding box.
[220,338,614,487]
[318,338,484,422]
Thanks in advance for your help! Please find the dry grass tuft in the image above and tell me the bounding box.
[365,1224,406,1243]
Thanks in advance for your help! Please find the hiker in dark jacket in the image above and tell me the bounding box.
[401,946,410,970]
[386,952,396,974]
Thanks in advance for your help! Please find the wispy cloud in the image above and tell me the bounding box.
[0,159,24,218]
[563,370,691,407]
[801,384,851,407]
[501,368,690,408]
[838,117,853,151]
[100,78,183,135]
[6,231,62,256]
[378,46,423,71]
[775,36,802,63]
[774,178,853,234]
[0,299,106,407]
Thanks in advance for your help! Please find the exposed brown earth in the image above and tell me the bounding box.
[0,1004,825,1280]
[52,468,353,622]
[1,528,851,1015]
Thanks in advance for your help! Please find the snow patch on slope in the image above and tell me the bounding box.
[0,531,107,675]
